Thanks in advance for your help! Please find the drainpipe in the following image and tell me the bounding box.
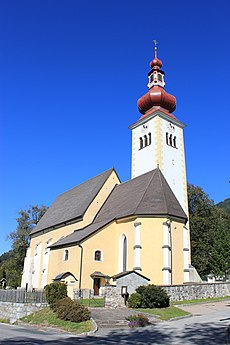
[77,243,83,291]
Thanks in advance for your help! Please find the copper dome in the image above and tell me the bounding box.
[138,86,176,114]
[150,57,163,70]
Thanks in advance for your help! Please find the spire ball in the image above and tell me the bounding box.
[150,40,162,69]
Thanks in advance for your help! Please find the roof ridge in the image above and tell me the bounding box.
[57,167,114,198]
[133,169,158,214]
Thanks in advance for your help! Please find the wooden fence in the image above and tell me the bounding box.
[0,289,47,303]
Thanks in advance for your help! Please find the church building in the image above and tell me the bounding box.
[21,45,191,296]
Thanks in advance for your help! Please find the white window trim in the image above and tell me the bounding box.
[93,249,103,262]
[63,249,69,261]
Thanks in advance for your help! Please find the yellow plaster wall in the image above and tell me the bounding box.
[28,170,120,288]
[46,216,185,289]
[50,221,136,290]
[171,221,184,284]
[139,217,165,285]
[47,246,81,288]
[78,170,120,228]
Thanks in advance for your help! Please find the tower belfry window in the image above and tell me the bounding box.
[139,137,143,149]
[173,136,177,148]
[148,132,151,145]
[169,134,172,146]
[139,132,152,150]
[166,133,169,145]
[166,132,177,149]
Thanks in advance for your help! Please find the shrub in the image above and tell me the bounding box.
[127,293,142,308]
[52,296,73,313]
[54,297,91,323]
[45,282,67,308]
[126,314,149,328]
[136,284,170,308]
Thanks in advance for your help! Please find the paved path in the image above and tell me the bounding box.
[0,301,230,344]
[89,307,158,328]
[89,301,230,343]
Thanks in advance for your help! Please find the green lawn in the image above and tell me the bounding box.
[20,308,93,334]
[134,305,190,321]
[172,296,230,305]
[81,298,105,307]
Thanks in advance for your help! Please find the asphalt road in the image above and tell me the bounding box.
[0,301,230,344]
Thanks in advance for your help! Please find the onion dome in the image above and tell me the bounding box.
[137,42,176,114]
[138,86,176,114]
[150,57,162,70]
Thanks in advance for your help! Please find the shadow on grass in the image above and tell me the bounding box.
[0,322,228,345]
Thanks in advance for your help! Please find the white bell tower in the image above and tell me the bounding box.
[129,43,188,215]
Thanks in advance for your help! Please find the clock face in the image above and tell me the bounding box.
[141,123,148,133]
[167,122,175,133]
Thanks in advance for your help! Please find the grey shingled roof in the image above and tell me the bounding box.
[112,270,150,281]
[31,168,115,235]
[50,168,187,249]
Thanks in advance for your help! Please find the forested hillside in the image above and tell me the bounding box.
[217,198,230,216]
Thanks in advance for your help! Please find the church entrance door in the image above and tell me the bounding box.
[93,278,100,295]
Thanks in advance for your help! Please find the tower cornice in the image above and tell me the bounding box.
[129,108,186,130]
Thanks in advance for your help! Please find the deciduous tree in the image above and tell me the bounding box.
[0,205,47,287]
[188,184,230,279]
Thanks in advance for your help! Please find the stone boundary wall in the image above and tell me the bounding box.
[159,282,230,302]
[0,301,47,323]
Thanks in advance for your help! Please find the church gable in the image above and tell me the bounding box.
[31,168,119,236]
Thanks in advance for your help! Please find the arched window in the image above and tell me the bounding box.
[166,132,169,145]
[139,137,143,150]
[64,249,69,261]
[94,250,102,261]
[123,235,127,272]
[169,134,173,146]
[173,136,177,148]
[148,132,151,145]
[144,135,148,147]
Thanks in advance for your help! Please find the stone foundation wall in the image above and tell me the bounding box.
[160,282,230,302]
[0,302,47,323]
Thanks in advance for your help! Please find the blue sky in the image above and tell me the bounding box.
[0,0,230,255]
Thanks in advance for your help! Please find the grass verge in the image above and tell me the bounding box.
[81,298,104,307]
[0,319,10,323]
[172,296,230,305]
[134,305,190,321]
[20,307,93,334]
